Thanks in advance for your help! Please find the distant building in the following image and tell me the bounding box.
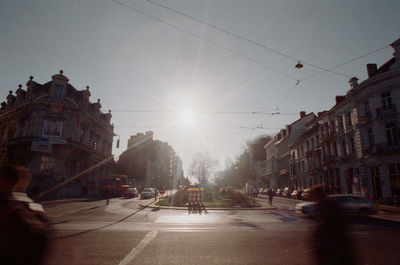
[273,112,316,188]
[264,138,277,188]
[0,71,115,199]
[118,131,183,189]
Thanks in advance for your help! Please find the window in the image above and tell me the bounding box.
[53,85,63,100]
[330,120,335,132]
[368,128,375,148]
[346,112,352,127]
[364,100,371,116]
[350,137,355,154]
[333,142,338,157]
[335,168,341,187]
[342,139,347,156]
[341,116,345,131]
[371,166,382,198]
[381,92,392,110]
[386,122,399,146]
[8,126,16,140]
[326,144,331,157]
[389,163,400,197]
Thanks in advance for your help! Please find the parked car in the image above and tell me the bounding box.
[275,189,283,197]
[282,187,293,198]
[290,190,302,199]
[140,188,155,199]
[123,187,139,198]
[295,194,378,218]
[262,188,271,195]
[300,188,312,201]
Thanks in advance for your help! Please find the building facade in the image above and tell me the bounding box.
[273,112,316,188]
[272,38,400,203]
[118,131,183,189]
[0,71,115,199]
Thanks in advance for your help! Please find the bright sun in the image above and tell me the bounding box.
[178,108,197,127]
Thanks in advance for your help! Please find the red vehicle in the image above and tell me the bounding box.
[103,175,128,197]
[123,187,139,198]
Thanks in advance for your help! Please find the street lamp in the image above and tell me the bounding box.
[295,61,303,69]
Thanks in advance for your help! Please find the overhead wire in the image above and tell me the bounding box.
[111,109,298,115]
[274,45,391,112]
[111,0,392,135]
[111,0,298,81]
[144,0,350,79]
[300,45,390,82]
[115,124,284,130]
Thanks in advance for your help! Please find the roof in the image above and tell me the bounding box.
[375,57,396,75]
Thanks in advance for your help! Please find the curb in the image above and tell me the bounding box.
[139,204,277,211]
[41,198,93,205]
[379,205,400,213]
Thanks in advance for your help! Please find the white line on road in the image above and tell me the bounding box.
[118,230,158,265]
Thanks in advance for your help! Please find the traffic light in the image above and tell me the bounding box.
[92,141,97,150]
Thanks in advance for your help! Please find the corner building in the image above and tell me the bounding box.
[0,71,115,199]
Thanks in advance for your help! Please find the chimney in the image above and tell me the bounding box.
[366,64,377,78]
[349,77,358,90]
[300,111,306,119]
[335,96,346,105]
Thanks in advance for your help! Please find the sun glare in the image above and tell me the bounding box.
[178,108,197,127]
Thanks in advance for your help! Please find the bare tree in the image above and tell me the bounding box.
[189,152,218,184]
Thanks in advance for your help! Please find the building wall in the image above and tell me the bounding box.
[0,72,115,199]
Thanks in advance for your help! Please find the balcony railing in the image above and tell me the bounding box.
[322,155,336,164]
[322,131,336,142]
[364,144,400,155]
[376,104,396,119]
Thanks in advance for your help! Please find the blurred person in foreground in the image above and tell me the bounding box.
[0,164,53,265]
[309,185,355,265]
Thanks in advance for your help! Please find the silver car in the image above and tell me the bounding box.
[296,194,378,218]
[140,188,155,199]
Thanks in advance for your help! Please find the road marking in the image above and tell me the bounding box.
[118,230,158,265]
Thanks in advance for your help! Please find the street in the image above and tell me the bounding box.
[43,196,400,265]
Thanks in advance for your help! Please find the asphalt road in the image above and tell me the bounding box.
[42,196,400,265]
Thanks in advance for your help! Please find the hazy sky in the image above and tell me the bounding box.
[1,0,399,176]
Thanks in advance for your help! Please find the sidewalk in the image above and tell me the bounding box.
[378,204,400,213]
[41,198,100,205]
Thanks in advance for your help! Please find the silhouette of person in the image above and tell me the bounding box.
[268,189,274,205]
[309,185,355,265]
[0,164,53,265]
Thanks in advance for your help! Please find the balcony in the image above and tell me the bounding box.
[364,144,400,155]
[322,155,336,165]
[358,111,372,125]
[322,131,336,142]
[376,104,396,119]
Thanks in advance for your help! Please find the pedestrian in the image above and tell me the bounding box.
[309,185,355,265]
[0,164,53,265]
[103,188,110,205]
[187,188,193,215]
[268,188,274,206]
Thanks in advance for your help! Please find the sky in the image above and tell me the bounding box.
[1,0,399,177]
